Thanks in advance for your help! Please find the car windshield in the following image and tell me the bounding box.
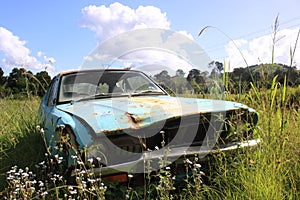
[58,70,166,103]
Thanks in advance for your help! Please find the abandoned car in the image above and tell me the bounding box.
[38,69,259,183]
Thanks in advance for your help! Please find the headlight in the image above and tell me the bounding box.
[219,109,258,144]
[86,135,143,167]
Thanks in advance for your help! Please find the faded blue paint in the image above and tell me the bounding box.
[56,95,254,136]
[39,70,259,172]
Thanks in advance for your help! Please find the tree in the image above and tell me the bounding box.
[0,67,7,97]
[6,68,36,97]
[154,70,171,87]
[286,67,300,86]
[0,67,4,83]
[0,67,6,85]
[154,70,170,81]
[186,69,208,94]
[7,68,27,94]
[209,61,224,75]
[34,71,51,96]
[175,69,185,77]
[187,69,200,82]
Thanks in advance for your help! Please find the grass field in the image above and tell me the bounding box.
[0,98,45,191]
[0,86,299,199]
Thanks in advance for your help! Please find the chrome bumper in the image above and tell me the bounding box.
[75,139,260,176]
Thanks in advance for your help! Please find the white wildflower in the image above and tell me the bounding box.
[77,161,84,165]
[70,189,77,194]
[39,181,44,187]
[128,174,133,178]
[96,157,101,161]
[194,163,201,168]
[186,159,193,165]
[87,158,93,164]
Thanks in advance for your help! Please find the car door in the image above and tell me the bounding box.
[40,76,59,141]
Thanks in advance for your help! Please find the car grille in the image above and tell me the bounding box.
[106,109,257,153]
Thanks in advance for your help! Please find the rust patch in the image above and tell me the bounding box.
[92,112,98,116]
[129,105,137,108]
[102,129,122,134]
[125,112,144,129]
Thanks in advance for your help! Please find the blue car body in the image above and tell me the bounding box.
[39,69,259,181]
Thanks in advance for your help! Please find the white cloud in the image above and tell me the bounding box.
[0,27,56,75]
[81,27,211,75]
[43,56,56,64]
[121,49,194,76]
[0,27,39,69]
[225,28,300,70]
[81,2,170,41]
[80,4,208,74]
[177,30,194,40]
[37,51,44,57]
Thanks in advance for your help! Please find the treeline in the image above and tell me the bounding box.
[153,62,300,95]
[0,67,51,98]
[1,62,299,98]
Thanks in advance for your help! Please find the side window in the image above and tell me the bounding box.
[47,77,58,106]
[96,83,109,93]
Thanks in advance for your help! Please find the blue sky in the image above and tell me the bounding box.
[1,0,300,76]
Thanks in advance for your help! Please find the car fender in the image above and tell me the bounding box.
[55,110,94,150]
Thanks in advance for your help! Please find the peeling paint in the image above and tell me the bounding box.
[57,96,252,134]
[40,69,259,174]
[125,112,142,129]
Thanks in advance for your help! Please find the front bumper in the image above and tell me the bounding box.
[79,139,260,176]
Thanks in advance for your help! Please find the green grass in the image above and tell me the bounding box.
[1,14,300,198]
[0,88,299,199]
[0,97,46,192]
[203,88,300,200]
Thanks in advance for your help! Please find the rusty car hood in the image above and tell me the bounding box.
[56,96,252,134]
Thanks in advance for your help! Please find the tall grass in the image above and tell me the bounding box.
[201,15,300,199]
[0,97,45,191]
[0,17,300,198]
[0,84,299,199]
[204,86,300,199]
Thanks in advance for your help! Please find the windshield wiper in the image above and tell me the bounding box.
[73,93,112,103]
[130,90,166,97]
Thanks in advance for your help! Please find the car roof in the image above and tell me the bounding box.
[58,68,137,76]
